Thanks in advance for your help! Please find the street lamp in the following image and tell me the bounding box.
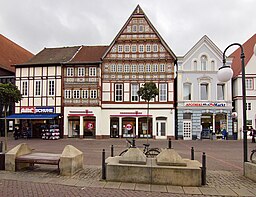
[217,43,248,163]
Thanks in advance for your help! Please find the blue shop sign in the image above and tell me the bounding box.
[35,107,54,113]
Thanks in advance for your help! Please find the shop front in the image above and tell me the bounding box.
[6,106,61,138]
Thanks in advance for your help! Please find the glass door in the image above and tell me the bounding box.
[183,120,192,140]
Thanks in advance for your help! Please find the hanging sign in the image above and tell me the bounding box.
[126,123,133,131]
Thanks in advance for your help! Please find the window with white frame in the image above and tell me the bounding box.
[49,80,55,96]
[132,25,137,32]
[90,90,97,99]
[217,84,225,100]
[246,102,252,110]
[118,45,123,53]
[73,90,80,99]
[131,84,139,101]
[139,25,144,32]
[65,90,72,99]
[89,67,96,76]
[183,83,191,100]
[139,45,144,53]
[159,83,167,102]
[200,83,208,100]
[201,55,207,71]
[131,64,137,72]
[131,45,137,52]
[193,60,197,70]
[115,84,123,102]
[111,64,116,72]
[146,64,151,72]
[211,60,215,71]
[117,64,123,72]
[78,67,85,76]
[82,90,88,99]
[153,44,158,52]
[160,64,165,72]
[153,64,158,72]
[22,81,28,96]
[146,44,151,52]
[35,80,41,96]
[138,64,144,72]
[124,64,130,72]
[67,67,74,76]
[246,78,253,89]
[124,45,130,52]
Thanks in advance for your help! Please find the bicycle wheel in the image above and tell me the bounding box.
[119,149,128,156]
[145,148,160,158]
[250,150,256,162]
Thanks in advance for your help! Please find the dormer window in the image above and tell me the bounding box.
[201,55,207,71]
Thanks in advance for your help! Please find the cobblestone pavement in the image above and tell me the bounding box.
[0,137,256,196]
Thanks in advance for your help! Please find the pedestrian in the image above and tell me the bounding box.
[250,128,255,143]
[222,128,227,140]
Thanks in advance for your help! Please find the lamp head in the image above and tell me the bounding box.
[217,65,233,82]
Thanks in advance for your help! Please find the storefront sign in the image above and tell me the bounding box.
[21,106,54,113]
[126,124,133,131]
[185,103,226,107]
[120,111,142,115]
[21,107,35,113]
[35,107,54,113]
[86,122,94,130]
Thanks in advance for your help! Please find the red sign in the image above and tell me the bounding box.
[86,122,94,130]
[21,107,35,113]
[126,124,132,131]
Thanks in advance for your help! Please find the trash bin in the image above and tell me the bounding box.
[0,153,5,170]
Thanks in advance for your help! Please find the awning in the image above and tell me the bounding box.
[5,113,59,119]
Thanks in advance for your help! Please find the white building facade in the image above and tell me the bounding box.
[177,36,233,140]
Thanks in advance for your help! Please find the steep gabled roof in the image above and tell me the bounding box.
[70,46,108,64]
[17,46,81,66]
[181,35,223,60]
[229,34,256,78]
[102,5,176,60]
[0,34,33,72]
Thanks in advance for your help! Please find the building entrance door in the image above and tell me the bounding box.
[156,120,166,139]
[183,120,192,140]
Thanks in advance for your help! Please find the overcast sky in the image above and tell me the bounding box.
[1,0,255,56]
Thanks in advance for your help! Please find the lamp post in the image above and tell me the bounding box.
[217,43,247,163]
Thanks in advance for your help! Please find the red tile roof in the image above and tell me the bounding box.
[0,34,33,73]
[229,34,256,78]
[70,46,108,63]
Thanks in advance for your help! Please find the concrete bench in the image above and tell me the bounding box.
[5,143,83,176]
[15,152,61,171]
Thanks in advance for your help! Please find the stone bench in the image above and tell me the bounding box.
[5,143,83,176]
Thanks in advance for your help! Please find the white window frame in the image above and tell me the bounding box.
[139,25,144,32]
[35,80,41,96]
[117,64,123,72]
[159,83,167,102]
[201,55,207,71]
[49,80,55,96]
[78,67,85,77]
[132,25,137,32]
[22,81,28,96]
[131,64,137,72]
[160,64,165,72]
[89,67,96,76]
[138,64,144,72]
[217,84,225,100]
[139,44,144,53]
[183,83,191,100]
[146,64,151,72]
[82,90,89,99]
[65,90,72,99]
[124,45,130,52]
[90,90,97,99]
[131,84,139,102]
[246,78,253,90]
[73,90,80,99]
[115,84,123,102]
[246,103,252,110]
[124,64,130,72]
[153,44,158,52]
[146,44,151,52]
[131,45,137,52]
[153,64,158,72]
[200,83,208,100]
[111,64,116,72]
[118,45,123,52]
[67,67,74,76]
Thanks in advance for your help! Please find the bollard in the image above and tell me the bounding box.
[168,138,172,149]
[111,145,114,157]
[102,149,106,180]
[132,138,136,147]
[191,147,194,160]
[201,152,206,185]
[0,141,2,153]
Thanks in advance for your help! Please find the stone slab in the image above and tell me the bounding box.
[135,183,150,191]
[104,181,121,189]
[75,180,92,187]
[216,187,238,196]
[166,185,184,194]
[89,181,106,188]
[151,184,167,192]
[199,187,219,195]
[119,182,135,190]
[183,187,202,195]
[232,188,255,196]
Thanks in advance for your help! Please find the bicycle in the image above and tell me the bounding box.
[119,138,160,158]
[250,148,256,162]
